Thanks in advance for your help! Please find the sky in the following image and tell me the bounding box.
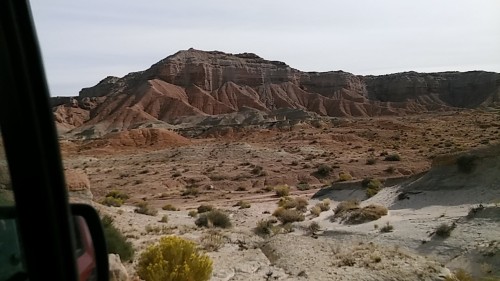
[30,0,500,97]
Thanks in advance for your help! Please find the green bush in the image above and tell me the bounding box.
[101,215,134,262]
[195,210,232,228]
[137,236,212,281]
[362,178,383,198]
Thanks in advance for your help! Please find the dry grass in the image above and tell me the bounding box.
[294,197,309,212]
[134,202,158,216]
[162,204,179,211]
[310,206,321,217]
[201,230,226,252]
[278,196,297,209]
[254,219,275,237]
[273,207,305,224]
[334,199,360,215]
[333,201,388,224]
[274,184,290,197]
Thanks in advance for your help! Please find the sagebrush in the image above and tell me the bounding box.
[101,215,134,262]
[137,236,212,281]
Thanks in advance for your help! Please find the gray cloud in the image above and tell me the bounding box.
[30,0,500,96]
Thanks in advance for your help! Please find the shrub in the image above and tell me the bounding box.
[137,236,212,281]
[296,183,311,191]
[188,210,198,217]
[343,204,388,224]
[200,230,226,252]
[195,210,232,228]
[162,204,179,211]
[295,197,309,212]
[145,224,171,235]
[333,201,388,224]
[334,199,360,215]
[159,215,168,223]
[135,202,158,216]
[101,215,134,262]
[197,204,214,214]
[444,268,474,281]
[380,222,394,233]
[101,196,123,207]
[456,155,477,173]
[278,196,296,209]
[366,157,377,165]
[105,190,130,200]
[251,165,264,175]
[274,185,290,197]
[362,178,383,198]
[254,219,275,237]
[233,200,251,209]
[310,206,321,217]
[384,166,396,173]
[435,223,455,238]
[317,198,331,211]
[384,154,401,161]
[316,164,332,177]
[182,187,200,197]
[307,221,320,234]
[338,171,352,182]
[273,208,305,224]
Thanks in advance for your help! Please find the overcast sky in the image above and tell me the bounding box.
[30,0,500,97]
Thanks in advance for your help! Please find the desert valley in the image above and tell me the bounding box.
[33,49,500,280]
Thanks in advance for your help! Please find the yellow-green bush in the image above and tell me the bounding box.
[274,184,290,197]
[137,236,212,281]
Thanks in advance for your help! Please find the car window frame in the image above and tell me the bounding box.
[0,1,80,280]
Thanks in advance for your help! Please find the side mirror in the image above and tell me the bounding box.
[0,204,109,281]
[70,204,109,281]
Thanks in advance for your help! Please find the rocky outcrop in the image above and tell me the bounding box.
[65,169,93,203]
[108,254,129,281]
[52,49,500,135]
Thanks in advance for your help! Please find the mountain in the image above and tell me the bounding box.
[52,48,500,136]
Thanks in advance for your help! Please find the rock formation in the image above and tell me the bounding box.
[52,49,500,135]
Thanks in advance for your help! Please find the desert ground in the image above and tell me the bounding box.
[63,110,500,281]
